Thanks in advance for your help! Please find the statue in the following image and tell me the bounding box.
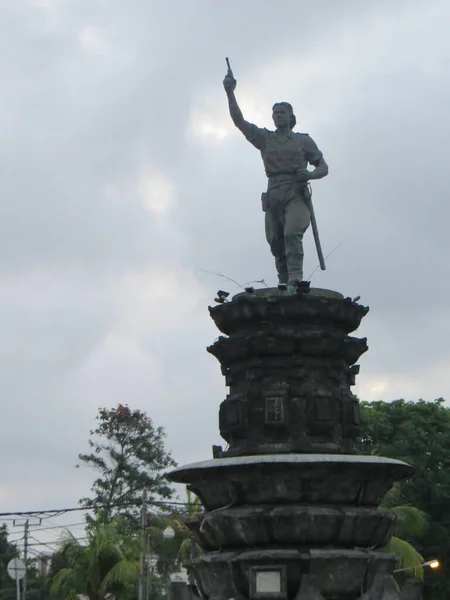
[223,59,329,291]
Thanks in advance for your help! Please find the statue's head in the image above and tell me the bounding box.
[272,102,296,130]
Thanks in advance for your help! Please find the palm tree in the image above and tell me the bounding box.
[380,483,428,581]
[139,487,205,598]
[145,489,204,578]
[175,488,203,564]
[51,519,140,600]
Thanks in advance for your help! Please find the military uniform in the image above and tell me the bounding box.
[241,122,324,284]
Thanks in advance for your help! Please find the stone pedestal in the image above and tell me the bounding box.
[168,288,414,600]
[208,288,367,456]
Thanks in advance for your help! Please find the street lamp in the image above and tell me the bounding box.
[394,559,440,574]
[423,559,439,569]
[163,526,175,540]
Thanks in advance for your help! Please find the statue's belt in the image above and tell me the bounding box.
[267,174,307,191]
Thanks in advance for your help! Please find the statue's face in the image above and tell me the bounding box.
[272,104,291,129]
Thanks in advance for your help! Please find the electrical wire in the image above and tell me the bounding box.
[29,521,86,533]
[0,499,190,518]
[28,537,87,548]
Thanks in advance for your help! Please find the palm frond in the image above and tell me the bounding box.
[382,482,404,508]
[382,536,424,581]
[177,538,203,564]
[50,567,76,595]
[186,489,203,517]
[178,539,193,564]
[390,505,428,538]
[146,526,165,543]
[100,559,140,594]
[51,518,140,600]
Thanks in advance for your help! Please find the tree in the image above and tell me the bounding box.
[380,483,428,580]
[0,525,19,600]
[358,399,450,600]
[176,488,204,564]
[78,404,177,525]
[51,519,140,600]
[24,561,51,600]
[145,488,204,581]
[0,525,49,600]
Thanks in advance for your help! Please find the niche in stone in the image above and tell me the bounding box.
[219,397,247,439]
[265,396,285,424]
[249,565,287,600]
[308,395,335,435]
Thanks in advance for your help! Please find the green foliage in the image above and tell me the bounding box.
[389,504,428,540]
[25,563,52,600]
[0,525,19,600]
[78,404,177,525]
[143,489,204,588]
[377,502,427,580]
[50,519,140,600]
[385,537,424,580]
[176,489,204,564]
[358,399,450,600]
[377,486,428,580]
[0,526,50,600]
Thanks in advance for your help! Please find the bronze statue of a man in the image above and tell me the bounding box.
[223,69,329,288]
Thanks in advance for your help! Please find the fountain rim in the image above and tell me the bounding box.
[168,453,413,479]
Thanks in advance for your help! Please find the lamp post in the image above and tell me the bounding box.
[163,526,175,540]
[423,559,440,569]
[145,555,158,600]
[157,526,176,599]
[394,559,440,574]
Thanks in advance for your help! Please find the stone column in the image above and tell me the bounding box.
[168,288,414,600]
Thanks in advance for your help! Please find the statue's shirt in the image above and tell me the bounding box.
[240,122,323,178]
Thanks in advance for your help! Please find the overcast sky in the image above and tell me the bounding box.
[1,0,450,548]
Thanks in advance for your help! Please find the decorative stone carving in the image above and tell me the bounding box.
[167,288,414,599]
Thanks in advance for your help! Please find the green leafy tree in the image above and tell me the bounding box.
[0,525,19,600]
[24,562,51,600]
[380,483,428,580]
[78,404,177,525]
[51,519,140,600]
[358,399,450,600]
[140,489,203,597]
[176,488,203,564]
[0,526,49,600]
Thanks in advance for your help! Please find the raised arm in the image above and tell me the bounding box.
[223,72,265,150]
[223,74,245,129]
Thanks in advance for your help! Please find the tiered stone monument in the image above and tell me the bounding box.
[167,63,415,600]
[168,288,414,600]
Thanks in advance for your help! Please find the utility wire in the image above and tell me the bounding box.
[26,521,86,533]
[0,499,190,518]
[28,536,87,549]
[29,536,62,552]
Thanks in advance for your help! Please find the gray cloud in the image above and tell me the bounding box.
[0,0,449,546]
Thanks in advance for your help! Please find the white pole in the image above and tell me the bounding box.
[16,571,21,600]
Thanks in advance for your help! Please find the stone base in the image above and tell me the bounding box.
[188,504,395,550]
[170,287,416,599]
[207,287,370,456]
[189,548,397,600]
[233,287,344,300]
[168,454,414,510]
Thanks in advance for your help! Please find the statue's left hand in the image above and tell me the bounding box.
[296,168,311,183]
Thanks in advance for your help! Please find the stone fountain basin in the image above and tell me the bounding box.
[189,548,396,600]
[188,504,395,550]
[167,454,413,510]
[208,287,369,336]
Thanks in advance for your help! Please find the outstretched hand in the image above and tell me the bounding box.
[223,73,237,93]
